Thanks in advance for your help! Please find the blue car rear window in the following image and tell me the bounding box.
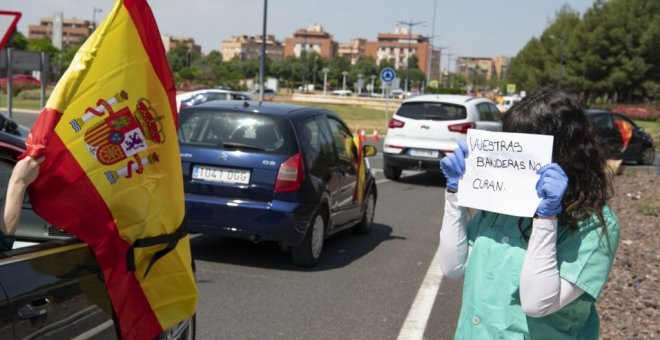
[396,102,467,120]
[178,110,296,155]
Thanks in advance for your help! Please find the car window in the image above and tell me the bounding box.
[206,93,229,101]
[488,103,502,122]
[327,117,357,161]
[299,117,334,172]
[477,103,494,121]
[396,102,467,120]
[590,114,615,135]
[0,157,72,249]
[178,110,296,155]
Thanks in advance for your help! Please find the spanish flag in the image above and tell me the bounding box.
[21,0,197,339]
[353,135,366,203]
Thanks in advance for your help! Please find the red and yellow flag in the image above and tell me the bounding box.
[353,135,366,203]
[21,0,197,338]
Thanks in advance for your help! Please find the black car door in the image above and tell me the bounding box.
[326,117,360,226]
[0,153,118,339]
[0,244,118,339]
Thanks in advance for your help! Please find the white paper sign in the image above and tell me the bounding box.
[457,129,554,217]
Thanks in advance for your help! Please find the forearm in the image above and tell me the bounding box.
[3,177,28,235]
[439,192,469,278]
[520,218,583,317]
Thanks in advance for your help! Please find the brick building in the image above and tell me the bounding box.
[28,17,93,46]
[283,24,338,59]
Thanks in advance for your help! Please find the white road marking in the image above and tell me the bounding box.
[396,243,444,340]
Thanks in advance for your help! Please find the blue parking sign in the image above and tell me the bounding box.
[380,68,395,83]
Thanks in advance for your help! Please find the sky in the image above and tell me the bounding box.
[3,0,596,68]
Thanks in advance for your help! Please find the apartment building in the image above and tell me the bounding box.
[455,56,510,80]
[28,17,93,46]
[161,35,202,54]
[220,35,284,61]
[337,38,367,65]
[364,26,441,83]
[283,24,338,59]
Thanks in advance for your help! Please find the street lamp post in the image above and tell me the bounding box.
[312,57,318,92]
[258,0,268,102]
[396,19,425,93]
[444,52,454,87]
[322,67,330,96]
[357,73,364,95]
[341,71,349,92]
[370,75,376,95]
[92,7,102,30]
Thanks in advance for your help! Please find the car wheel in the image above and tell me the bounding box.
[157,314,196,340]
[292,212,326,267]
[384,164,402,180]
[354,189,376,234]
[639,147,655,166]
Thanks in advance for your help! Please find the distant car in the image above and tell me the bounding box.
[248,87,276,101]
[179,101,378,267]
[389,89,405,99]
[331,89,353,97]
[0,74,41,89]
[586,109,655,165]
[0,111,30,137]
[176,89,252,111]
[383,95,502,180]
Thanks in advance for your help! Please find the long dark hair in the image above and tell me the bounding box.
[502,87,613,230]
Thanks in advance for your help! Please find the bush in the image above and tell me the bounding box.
[16,88,52,100]
[611,106,659,121]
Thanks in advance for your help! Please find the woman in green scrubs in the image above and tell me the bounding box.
[439,87,619,339]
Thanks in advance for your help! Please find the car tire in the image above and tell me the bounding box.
[384,164,402,180]
[639,147,655,166]
[354,189,376,234]
[292,212,326,267]
[157,314,196,340]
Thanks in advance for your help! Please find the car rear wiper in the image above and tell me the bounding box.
[222,142,267,152]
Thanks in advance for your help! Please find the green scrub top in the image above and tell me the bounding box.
[455,205,619,340]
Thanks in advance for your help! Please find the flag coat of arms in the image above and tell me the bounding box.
[22,0,198,338]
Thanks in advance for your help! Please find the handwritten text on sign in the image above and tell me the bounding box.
[457,129,553,217]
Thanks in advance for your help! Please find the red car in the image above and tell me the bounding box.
[0,74,41,88]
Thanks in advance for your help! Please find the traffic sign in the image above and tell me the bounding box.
[0,11,22,51]
[507,84,516,94]
[380,67,396,83]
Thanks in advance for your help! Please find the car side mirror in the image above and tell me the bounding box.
[363,144,377,157]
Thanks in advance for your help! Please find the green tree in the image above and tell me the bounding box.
[6,30,28,50]
[167,45,201,74]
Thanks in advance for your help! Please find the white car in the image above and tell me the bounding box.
[382,94,503,180]
[332,89,353,96]
[176,89,252,111]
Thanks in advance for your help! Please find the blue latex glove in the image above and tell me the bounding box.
[440,140,468,192]
[535,163,569,217]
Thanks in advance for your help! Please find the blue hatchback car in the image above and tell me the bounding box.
[178,101,378,266]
